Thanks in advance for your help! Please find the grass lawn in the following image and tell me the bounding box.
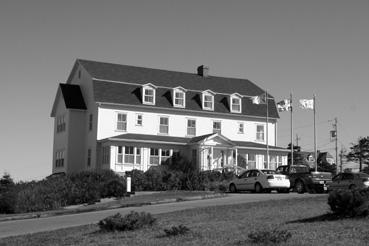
[1,195,369,246]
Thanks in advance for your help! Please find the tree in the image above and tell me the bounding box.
[287,143,304,165]
[346,137,369,172]
[0,173,16,213]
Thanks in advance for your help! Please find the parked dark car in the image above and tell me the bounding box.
[276,165,332,193]
[328,172,369,191]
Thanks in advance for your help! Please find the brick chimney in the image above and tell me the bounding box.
[197,65,209,78]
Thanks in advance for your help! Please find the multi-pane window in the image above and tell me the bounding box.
[87,148,91,167]
[89,114,93,131]
[117,113,127,131]
[203,94,214,110]
[213,121,221,134]
[187,119,196,136]
[231,97,241,113]
[124,146,134,164]
[247,154,256,169]
[174,91,185,107]
[269,155,277,170]
[256,125,265,141]
[136,148,141,164]
[56,115,66,133]
[55,150,65,168]
[143,88,155,104]
[150,148,160,165]
[102,146,110,165]
[159,117,169,134]
[238,122,244,134]
[136,114,143,126]
[161,149,171,163]
[117,146,123,163]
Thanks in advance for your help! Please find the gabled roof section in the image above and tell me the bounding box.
[230,93,243,98]
[142,83,157,89]
[77,59,279,118]
[173,86,187,92]
[60,84,87,110]
[202,89,216,95]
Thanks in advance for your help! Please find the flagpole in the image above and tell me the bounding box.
[290,92,294,166]
[266,90,269,169]
[314,94,317,172]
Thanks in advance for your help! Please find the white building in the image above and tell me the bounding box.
[50,59,288,175]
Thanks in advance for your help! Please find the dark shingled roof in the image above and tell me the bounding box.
[233,141,288,151]
[77,59,279,118]
[59,84,87,110]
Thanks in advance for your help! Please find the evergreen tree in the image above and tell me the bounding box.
[346,136,369,172]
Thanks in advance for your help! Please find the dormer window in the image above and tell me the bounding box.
[202,90,215,111]
[230,93,242,113]
[142,83,157,105]
[173,87,186,108]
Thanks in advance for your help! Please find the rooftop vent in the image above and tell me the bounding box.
[197,65,209,78]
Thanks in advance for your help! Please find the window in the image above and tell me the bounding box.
[203,94,214,110]
[161,149,171,163]
[187,119,196,136]
[117,146,123,163]
[143,88,155,105]
[117,113,127,131]
[256,125,265,141]
[173,89,185,108]
[269,155,277,170]
[124,146,134,164]
[213,121,221,134]
[56,115,66,133]
[247,154,256,169]
[159,117,169,134]
[136,148,141,164]
[89,114,93,131]
[277,156,283,167]
[55,150,65,168]
[102,146,110,165]
[150,148,160,165]
[238,122,244,134]
[136,114,143,126]
[230,95,241,113]
[87,149,91,167]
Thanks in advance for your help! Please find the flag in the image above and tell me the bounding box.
[276,99,291,112]
[299,99,314,109]
[251,93,267,104]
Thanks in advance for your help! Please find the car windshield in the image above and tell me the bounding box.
[262,170,276,174]
[358,173,369,178]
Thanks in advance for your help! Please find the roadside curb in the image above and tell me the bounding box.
[0,193,226,223]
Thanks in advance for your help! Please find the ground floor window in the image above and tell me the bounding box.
[136,148,141,164]
[55,150,65,168]
[117,146,141,165]
[124,146,134,163]
[246,154,256,169]
[161,149,171,163]
[150,148,160,165]
[102,146,110,165]
[87,149,91,167]
[269,155,277,170]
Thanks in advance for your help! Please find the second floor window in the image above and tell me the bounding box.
[136,114,143,126]
[238,123,244,134]
[56,115,66,133]
[159,117,169,134]
[55,150,65,168]
[256,125,265,141]
[117,113,127,131]
[187,119,196,136]
[213,121,221,134]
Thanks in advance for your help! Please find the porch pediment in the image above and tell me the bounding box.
[190,133,235,147]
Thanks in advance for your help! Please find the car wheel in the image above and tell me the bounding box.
[255,183,263,193]
[349,184,356,190]
[295,180,305,194]
[229,184,237,193]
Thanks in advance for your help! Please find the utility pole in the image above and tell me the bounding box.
[332,118,338,173]
[339,147,345,173]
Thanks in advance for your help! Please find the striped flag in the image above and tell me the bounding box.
[276,99,291,112]
[251,93,267,104]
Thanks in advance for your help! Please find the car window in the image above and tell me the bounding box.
[239,171,249,179]
[332,174,342,181]
[262,170,276,175]
[342,173,354,180]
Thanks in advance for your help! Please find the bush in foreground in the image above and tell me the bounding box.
[248,228,292,244]
[98,211,156,232]
[328,188,369,217]
[163,225,190,237]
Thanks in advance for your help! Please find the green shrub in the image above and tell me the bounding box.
[144,166,167,191]
[131,169,146,191]
[163,224,190,237]
[328,188,369,217]
[102,180,126,198]
[98,211,156,231]
[248,228,292,244]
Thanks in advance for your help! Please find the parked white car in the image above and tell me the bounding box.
[229,169,290,193]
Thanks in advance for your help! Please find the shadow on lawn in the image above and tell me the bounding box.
[287,213,346,224]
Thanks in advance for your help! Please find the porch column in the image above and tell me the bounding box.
[235,148,238,167]
[210,146,214,170]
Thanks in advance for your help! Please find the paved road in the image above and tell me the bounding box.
[0,193,325,239]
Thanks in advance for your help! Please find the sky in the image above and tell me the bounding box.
[0,0,368,181]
